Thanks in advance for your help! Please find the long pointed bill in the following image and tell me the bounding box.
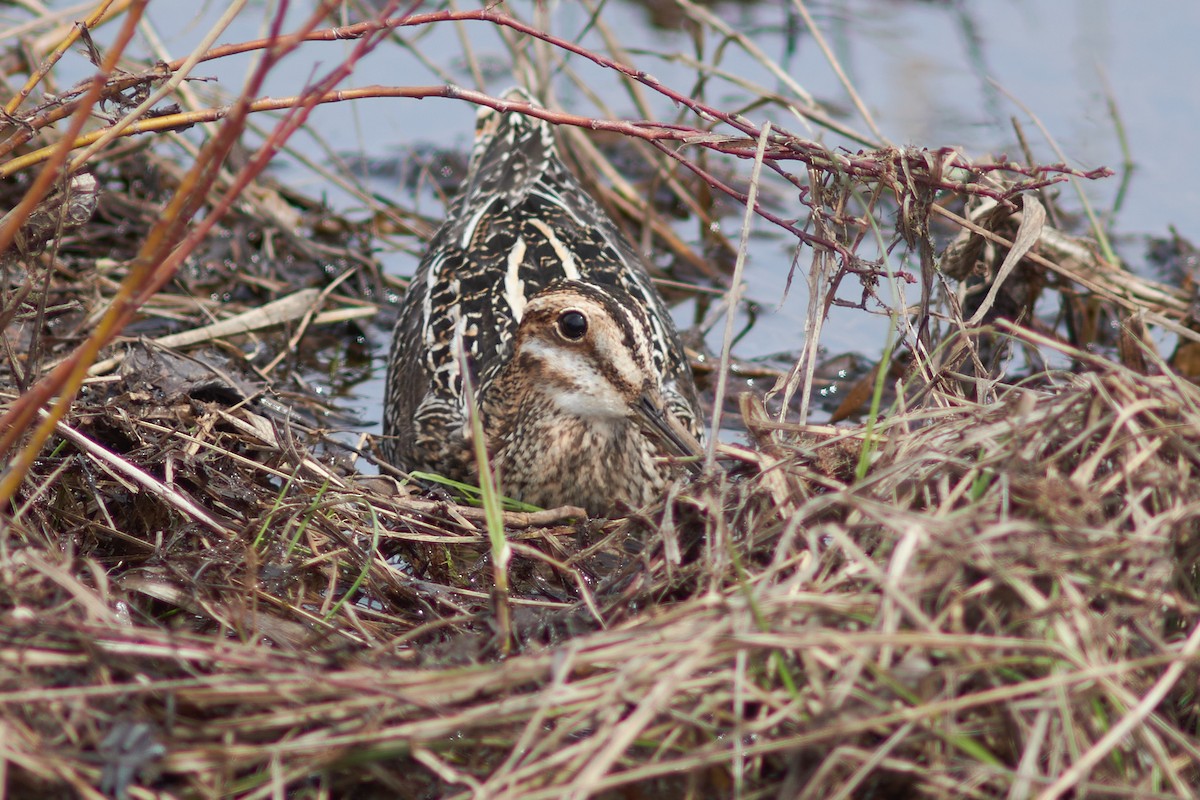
[636,392,704,475]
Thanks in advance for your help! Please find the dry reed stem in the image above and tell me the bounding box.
[0,2,1197,798]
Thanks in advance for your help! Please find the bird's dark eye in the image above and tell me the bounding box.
[556,310,588,341]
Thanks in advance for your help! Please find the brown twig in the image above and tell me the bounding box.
[0,0,408,502]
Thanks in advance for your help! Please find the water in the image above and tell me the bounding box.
[15,0,1199,431]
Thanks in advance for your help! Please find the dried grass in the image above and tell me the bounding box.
[0,3,1198,799]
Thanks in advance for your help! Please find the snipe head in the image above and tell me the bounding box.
[482,282,701,514]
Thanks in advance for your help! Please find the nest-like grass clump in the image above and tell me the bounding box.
[6,332,1200,798]
[3,4,1200,799]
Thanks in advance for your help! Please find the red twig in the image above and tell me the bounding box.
[0,0,410,500]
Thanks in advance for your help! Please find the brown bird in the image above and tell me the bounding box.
[382,89,703,515]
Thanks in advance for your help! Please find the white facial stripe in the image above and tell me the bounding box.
[527,218,580,280]
[590,317,644,388]
[523,337,630,419]
[504,236,527,322]
[593,298,654,378]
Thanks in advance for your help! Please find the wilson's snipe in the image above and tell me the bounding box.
[383,89,703,515]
